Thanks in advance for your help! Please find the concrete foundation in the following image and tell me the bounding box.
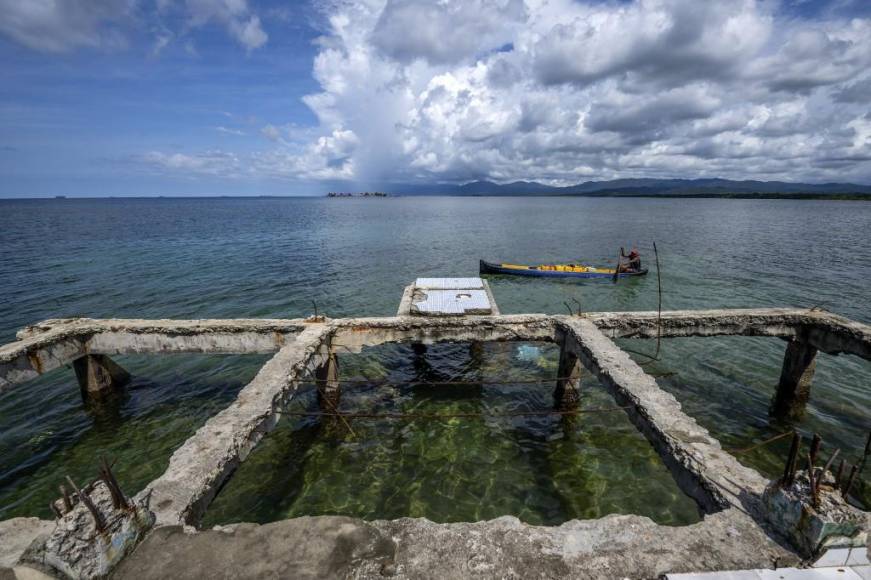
[0,306,868,578]
[4,309,869,392]
[771,339,818,417]
[762,470,870,557]
[315,348,341,409]
[72,354,130,400]
[554,344,581,409]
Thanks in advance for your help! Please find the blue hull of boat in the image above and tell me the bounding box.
[479,260,647,279]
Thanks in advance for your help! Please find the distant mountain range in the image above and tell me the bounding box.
[384,178,871,197]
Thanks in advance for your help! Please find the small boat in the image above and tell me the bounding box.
[479,259,647,279]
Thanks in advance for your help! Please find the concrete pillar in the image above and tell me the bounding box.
[73,354,130,400]
[554,345,581,410]
[770,339,818,417]
[468,341,484,368]
[315,350,341,410]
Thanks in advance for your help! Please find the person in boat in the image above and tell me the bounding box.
[619,247,642,272]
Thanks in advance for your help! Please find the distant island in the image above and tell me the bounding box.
[326,191,388,197]
[367,178,871,200]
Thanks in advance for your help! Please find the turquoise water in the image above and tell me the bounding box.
[0,197,868,522]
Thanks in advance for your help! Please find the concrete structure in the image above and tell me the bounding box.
[397,277,500,316]
[0,305,869,578]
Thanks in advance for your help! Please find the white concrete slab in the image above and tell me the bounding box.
[848,549,870,567]
[668,567,864,580]
[814,548,852,568]
[412,289,492,315]
[414,277,484,290]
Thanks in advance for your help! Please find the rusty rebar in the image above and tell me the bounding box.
[842,464,858,498]
[809,433,822,465]
[817,448,840,493]
[100,458,129,510]
[806,453,819,508]
[835,459,846,488]
[59,484,73,512]
[65,476,106,533]
[727,431,793,456]
[782,431,801,486]
[50,502,63,519]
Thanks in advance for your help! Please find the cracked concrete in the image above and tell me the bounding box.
[557,318,770,515]
[137,324,332,528]
[4,308,868,392]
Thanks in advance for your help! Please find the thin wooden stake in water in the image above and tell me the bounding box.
[842,464,858,498]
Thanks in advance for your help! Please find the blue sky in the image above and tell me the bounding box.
[1,0,870,197]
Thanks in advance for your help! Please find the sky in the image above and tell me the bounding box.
[0,0,870,197]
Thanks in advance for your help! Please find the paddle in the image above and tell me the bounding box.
[612,247,624,283]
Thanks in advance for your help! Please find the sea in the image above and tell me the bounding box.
[0,196,868,525]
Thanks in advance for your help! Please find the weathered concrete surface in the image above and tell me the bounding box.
[86,317,309,356]
[586,308,870,360]
[113,511,799,580]
[557,318,770,514]
[802,310,871,359]
[1,318,312,392]
[763,470,871,557]
[4,308,867,390]
[0,519,53,568]
[113,517,394,580]
[136,324,332,528]
[330,314,557,352]
[0,328,86,392]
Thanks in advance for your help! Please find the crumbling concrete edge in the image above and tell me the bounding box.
[5,308,867,392]
[557,317,770,514]
[135,324,333,528]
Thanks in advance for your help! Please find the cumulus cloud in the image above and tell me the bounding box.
[0,0,268,53]
[371,0,525,64]
[148,0,871,184]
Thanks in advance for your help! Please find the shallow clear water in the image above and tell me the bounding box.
[202,343,701,527]
[0,197,869,522]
